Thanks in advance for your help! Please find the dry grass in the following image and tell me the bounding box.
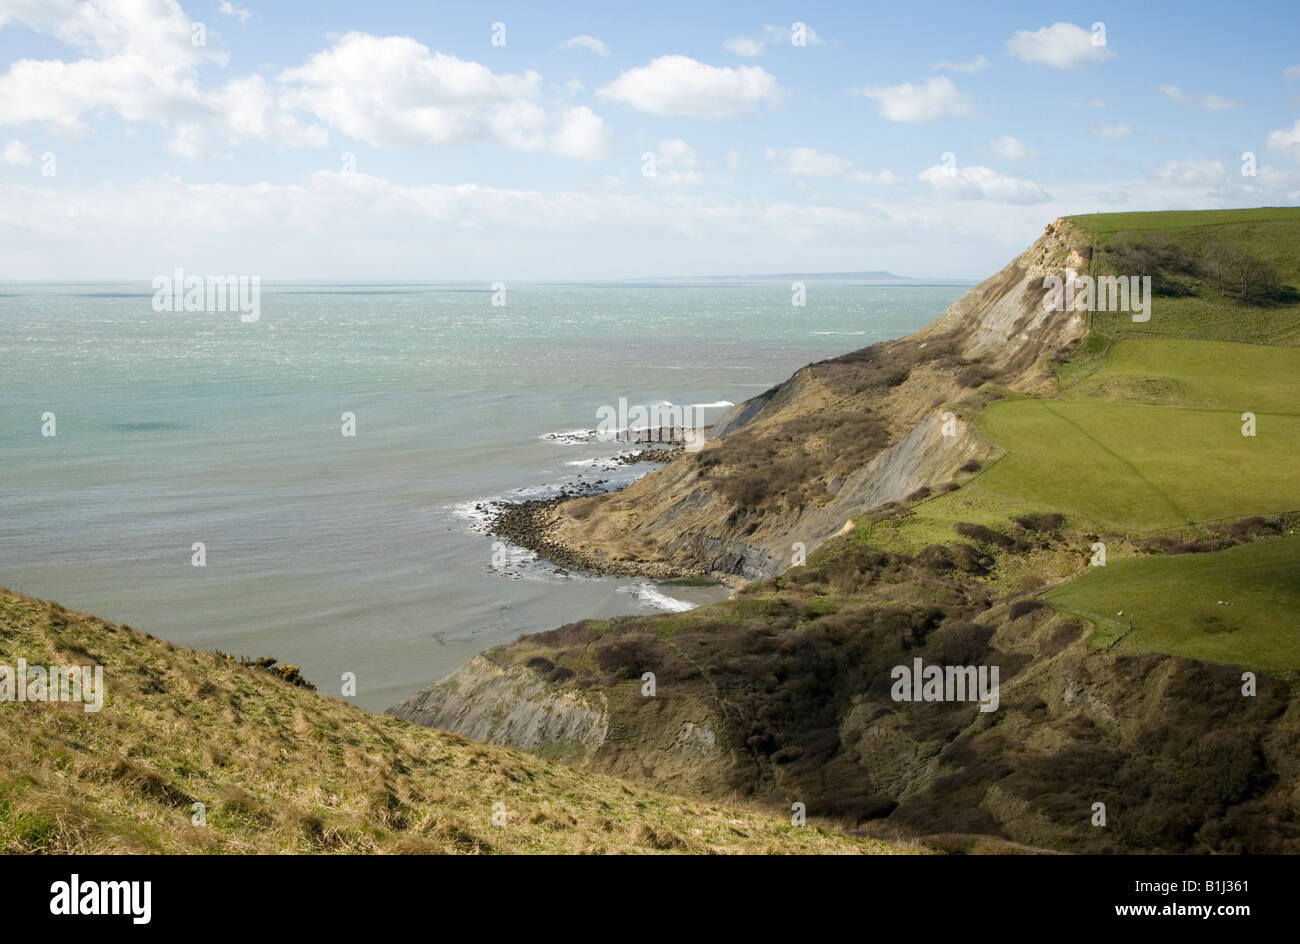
[0,589,925,855]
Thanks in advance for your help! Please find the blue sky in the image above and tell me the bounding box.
[1,0,1298,279]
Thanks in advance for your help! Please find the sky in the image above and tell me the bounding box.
[0,0,1298,281]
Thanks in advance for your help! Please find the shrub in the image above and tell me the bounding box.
[1208,516,1283,540]
[957,364,999,388]
[525,655,556,673]
[1008,599,1045,620]
[953,522,1026,551]
[593,634,664,682]
[925,620,995,664]
[958,459,982,473]
[914,543,993,576]
[1013,512,1064,533]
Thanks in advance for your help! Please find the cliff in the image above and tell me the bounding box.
[506,218,1089,583]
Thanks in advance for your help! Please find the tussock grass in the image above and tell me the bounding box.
[0,589,922,855]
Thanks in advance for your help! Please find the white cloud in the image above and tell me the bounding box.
[2,139,34,164]
[217,1,251,24]
[851,76,977,123]
[1093,123,1132,139]
[724,150,740,170]
[1069,97,1108,109]
[723,37,764,57]
[548,106,610,161]
[279,33,610,159]
[644,138,702,186]
[0,0,227,134]
[1159,85,1240,111]
[1006,23,1114,69]
[597,55,782,118]
[987,136,1036,160]
[0,12,607,161]
[0,0,223,64]
[1151,159,1227,188]
[934,55,988,74]
[9,165,1300,281]
[918,164,1050,203]
[0,169,1040,281]
[561,35,609,57]
[723,23,823,56]
[765,146,897,184]
[1284,65,1300,81]
[0,0,330,155]
[1267,119,1300,161]
[165,121,206,160]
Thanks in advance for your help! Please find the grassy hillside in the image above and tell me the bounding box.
[1066,338,1300,410]
[873,394,1299,536]
[1068,208,1300,346]
[0,588,918,854]
[1047,535,1300,670]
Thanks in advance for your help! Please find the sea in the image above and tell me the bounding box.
[0,280,969,710]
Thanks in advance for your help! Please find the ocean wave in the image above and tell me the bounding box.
[618,581,696,613]
[811,330,867,335]
[540,428,595,445]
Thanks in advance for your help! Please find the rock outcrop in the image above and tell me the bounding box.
[387,655,609,762]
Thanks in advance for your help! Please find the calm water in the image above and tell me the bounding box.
[0,280,968,709]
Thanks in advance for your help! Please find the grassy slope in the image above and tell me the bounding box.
[1070,208,1300,346]
[860,209,1300,666]
[0,589,919,854]
[1046,534,1300,671]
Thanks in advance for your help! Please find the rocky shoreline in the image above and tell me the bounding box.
[487,444,703,580]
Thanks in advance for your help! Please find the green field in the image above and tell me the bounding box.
[1066,208,1300,346]
[864,391,1300,543]
[1066,338,1300,412]
[1046,535,1300,670]
[1069,207,1300,236]
[978,399,1299,530]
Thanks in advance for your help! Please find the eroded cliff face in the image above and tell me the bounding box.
[387,655,609,763]
[388,650,747,796]
[528,219,1089,582]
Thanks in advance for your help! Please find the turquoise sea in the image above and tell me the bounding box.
[0,280,969,709]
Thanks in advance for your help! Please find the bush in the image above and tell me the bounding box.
[1013,512,1064,532]
[958,460,981,473]
[957,364,999,388]
[525,655,556,673]
[914,543,993,576]
[1208,516,1282,540]
[593,634,664,682]
[953,522,1026,552]
[925,619,995,664]
[1008,599,1045,620]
